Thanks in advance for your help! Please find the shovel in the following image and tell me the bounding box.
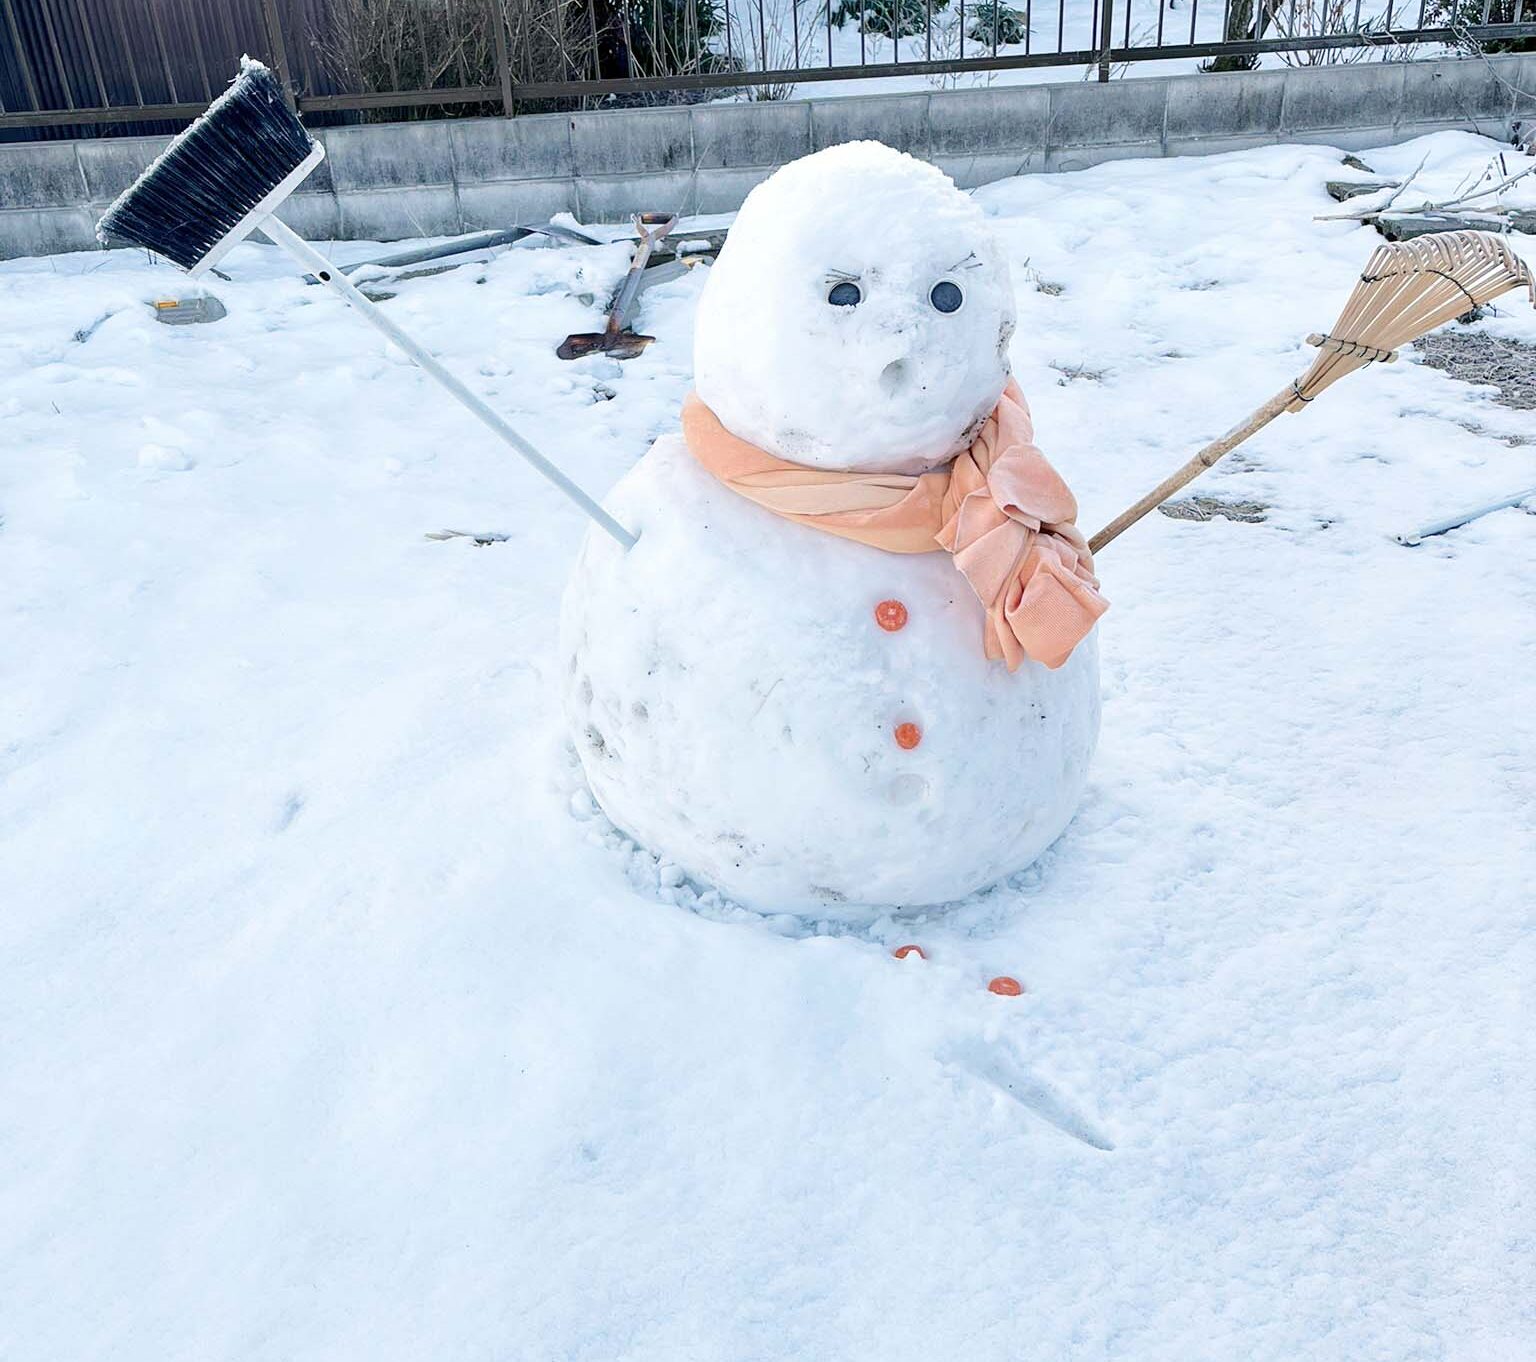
[558,212,677,361]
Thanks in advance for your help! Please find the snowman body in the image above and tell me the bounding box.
[560,142,1101,914]
[562,436,1099,912]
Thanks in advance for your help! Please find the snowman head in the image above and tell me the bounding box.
[693,141,1016,475]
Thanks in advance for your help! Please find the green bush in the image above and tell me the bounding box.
[832,0,948,39]
[966,1,1026,44]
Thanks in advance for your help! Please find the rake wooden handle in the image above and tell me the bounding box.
[1088,386,1298,554]
[1089,232,1534,555]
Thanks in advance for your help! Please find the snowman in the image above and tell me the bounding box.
[561,141,1107,915]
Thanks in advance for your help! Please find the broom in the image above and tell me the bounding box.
[97,58,637,550]
[1089,232,1536,554]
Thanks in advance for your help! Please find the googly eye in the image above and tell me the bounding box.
[929,280,964,314]
[828,281,863,308]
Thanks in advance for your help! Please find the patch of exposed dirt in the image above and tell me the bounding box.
[1051,361,1107,384]
[1158,496,1269,524]
[1019,258,1064,295]
[1415,330,1536,410]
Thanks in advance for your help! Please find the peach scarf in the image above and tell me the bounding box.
[681,381,1107,671]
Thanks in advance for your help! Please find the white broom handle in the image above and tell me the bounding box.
[257,216,638,550]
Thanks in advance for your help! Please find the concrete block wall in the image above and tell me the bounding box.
[2,54,1532,259]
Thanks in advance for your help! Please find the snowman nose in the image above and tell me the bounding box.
[879,358,910,397]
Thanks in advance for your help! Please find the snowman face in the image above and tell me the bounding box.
[693,141,1017,474]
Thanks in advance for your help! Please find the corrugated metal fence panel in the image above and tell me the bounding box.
[0,0,348,140]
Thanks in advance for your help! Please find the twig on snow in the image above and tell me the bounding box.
[1314,153,1536,225]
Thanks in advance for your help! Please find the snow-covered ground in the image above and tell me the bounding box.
[4,130,1534,1360]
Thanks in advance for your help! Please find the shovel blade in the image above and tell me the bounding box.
[557,330,655,361]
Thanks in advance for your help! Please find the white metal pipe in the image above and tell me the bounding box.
[1396,486,1536,546]
[257,215,638,550]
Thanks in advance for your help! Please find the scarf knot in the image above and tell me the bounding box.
[681,381,1107,670]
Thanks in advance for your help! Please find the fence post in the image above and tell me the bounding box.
[1097,0,1113,80]
[494,0,516,116]
[261,0,298,110]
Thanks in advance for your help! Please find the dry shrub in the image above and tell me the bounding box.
[317,0,720,111]
[1270,0,1390,65]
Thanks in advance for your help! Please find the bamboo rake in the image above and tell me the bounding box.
[1089,231,1536,555]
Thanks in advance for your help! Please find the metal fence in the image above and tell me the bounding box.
[3,0,1535,137]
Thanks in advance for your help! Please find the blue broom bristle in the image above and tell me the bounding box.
[97,59,317,273]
